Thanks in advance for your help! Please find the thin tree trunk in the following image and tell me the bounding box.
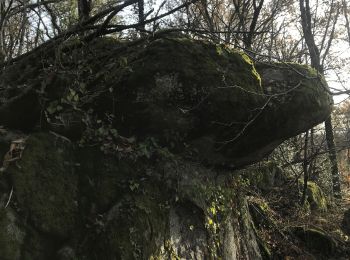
[325,116,342,198]
[137,0,145,33]
[301,130,309,205]
[17,11,28,56]
[78,0,91,22]
[244,0,264,50]
[299,0,342,199]
[343,0,350,47]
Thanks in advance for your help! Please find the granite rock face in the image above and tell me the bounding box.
[0,133,262,259]
[0,36,333,259]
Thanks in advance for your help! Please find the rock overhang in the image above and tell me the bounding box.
[0,36,332,167]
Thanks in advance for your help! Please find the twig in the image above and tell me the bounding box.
[5,187,13,208]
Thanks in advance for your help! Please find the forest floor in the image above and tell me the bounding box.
[251,180,350,259]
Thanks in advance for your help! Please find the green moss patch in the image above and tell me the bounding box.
[298,181,328,212]
[7,133,78,238]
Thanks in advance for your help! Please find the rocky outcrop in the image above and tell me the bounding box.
[0,37,331,167]
[0,36,333,259]
[305,181,328,212]
[240,161,285,191]
[0,132,264,259]
[296,181,328,212]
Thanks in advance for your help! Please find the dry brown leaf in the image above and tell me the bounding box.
[1,138,27,171]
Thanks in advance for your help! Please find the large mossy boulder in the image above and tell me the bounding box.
[7,133,78,239]
[291,226,337,257]
[0,36,331,167]
[306,182,328,212]
[0,36,334,259]
[298,181,328,212]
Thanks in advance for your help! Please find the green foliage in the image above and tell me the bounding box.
[45,100,63,116]
[188,176,249,258]
[215,45,224,56]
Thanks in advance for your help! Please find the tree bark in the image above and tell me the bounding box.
[137,0,145,33]
[78,0,91,22]
[325,116,342,198]
[343,0,350,47]
[301,130,309,205]
[299,0,342,198]
[244,0,264,50]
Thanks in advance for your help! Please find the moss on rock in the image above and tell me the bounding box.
[248,198,275,229]
[7,133,78,238]
[97,194,169,259]
[241,161,285,191]
[0,36,332,167]
[292,226,337,256]
[298,181,327,212]
[306,182,327,212]
[0,35,336,259]
[0,207,25,260]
